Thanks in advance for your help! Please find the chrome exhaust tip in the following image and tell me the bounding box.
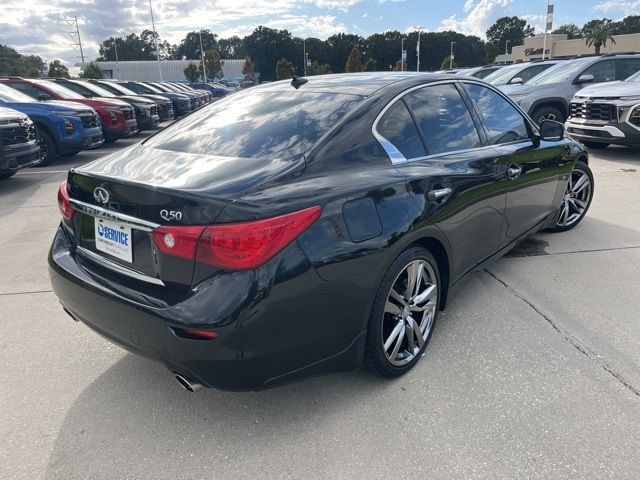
[174,373,203,393]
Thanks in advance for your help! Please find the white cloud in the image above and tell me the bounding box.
[308,0,361,11]
[439,0,511,38]
[463,0,475,13]
[594,0,640,15]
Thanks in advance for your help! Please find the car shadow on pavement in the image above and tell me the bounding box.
[43,353,391,479]
[589,145,640,167]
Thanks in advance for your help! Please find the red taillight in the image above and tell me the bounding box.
[57,181,74,220]
[180,327,218,340]
[150,225,206,260]
[196,206,321,270]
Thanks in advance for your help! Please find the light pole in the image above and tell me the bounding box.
[505,39,511,55]
[401,37,404,71]
[114,41,120,79]
[416,27,422,72]
[303,38,306,76]
[450,41,455,69]
[148,0,163,81]
[199,30,207,82]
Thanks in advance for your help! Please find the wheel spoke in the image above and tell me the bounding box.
[384,320,404,352]
[411,284,437,308]
[571,197,587,209]
[385,300,402,316]
[405,323,414,353]
[405,262,417,299]
[412,262,424,299]
[389,287,407,307]
[572,175,589,194]
[408,316,425,349]
[389,325,405,360]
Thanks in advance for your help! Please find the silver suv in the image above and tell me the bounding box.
[501,53,640,125]
[566,70,640,148]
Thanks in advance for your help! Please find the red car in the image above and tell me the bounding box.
[0,77,138,142]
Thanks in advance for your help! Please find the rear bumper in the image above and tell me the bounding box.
[48,225,369,390]
[566,118,640,146]
[0,141,40,172]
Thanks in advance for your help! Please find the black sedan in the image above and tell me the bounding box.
[49,73,594,391]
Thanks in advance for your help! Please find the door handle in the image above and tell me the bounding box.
[506,165,522,180]
[427,187,452,203]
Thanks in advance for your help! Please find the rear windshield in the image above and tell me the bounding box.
[145,90,363,158]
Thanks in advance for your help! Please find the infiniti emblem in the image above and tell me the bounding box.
[93,187,110,204]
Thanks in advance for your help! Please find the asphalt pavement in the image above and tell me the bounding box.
[1,136,639,480]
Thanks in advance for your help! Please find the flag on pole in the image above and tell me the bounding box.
[546,4,554,32]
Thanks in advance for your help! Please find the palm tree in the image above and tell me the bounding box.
[583,21,617,55]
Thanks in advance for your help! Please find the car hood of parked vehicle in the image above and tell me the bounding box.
[573,80,640,99]
[24,100,95,115]
[117,95,157,107]
[0,106,27,121]
[75,142,306,196]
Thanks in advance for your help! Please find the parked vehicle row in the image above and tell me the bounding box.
[0,77,225,176]
[0,106,41,179]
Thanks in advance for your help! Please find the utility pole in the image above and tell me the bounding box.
[199,30,207,82]
[416,27,422,72]
[450,41,455,69]
[148,0,163,81]
[65,17,85,64]
[401,37,404,71]
[303,38,306,76]
[114,41,120,79]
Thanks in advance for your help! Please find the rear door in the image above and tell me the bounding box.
[615,58,640,80]
[382,82,508,279]
[461,81,569,239]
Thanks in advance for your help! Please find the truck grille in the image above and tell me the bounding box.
[123,108,135,120]
[158,103,174,118]
[0,119,36,146]
[80,113,100,129]
[570,102,616,121]
[149,105,158,116]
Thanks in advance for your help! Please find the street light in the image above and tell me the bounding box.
[199,30,207,83]
[401,37,404,72]
[450,41,455,69]
[505,39,511,55]
[416,27,423,72]
[113,40,120,79]
[148,0,162,81]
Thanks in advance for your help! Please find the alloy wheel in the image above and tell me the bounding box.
[557,168,592,228]
[382,259,438,366]
[37,133,49,165]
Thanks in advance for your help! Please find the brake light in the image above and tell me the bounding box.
[150,225,205,260]
[57,181,74,220]
[196,206,321,270]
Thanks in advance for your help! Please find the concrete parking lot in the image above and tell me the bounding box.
[1,136,639,480]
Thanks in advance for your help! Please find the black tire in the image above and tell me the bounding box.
[0,171,17,180]
[104,137,118,144]
[365,247,441,378]
[60,149,81,157]
[582,141,609,149]
[35,129,57,167]
[531,106,565,126]
[549,160,594,232]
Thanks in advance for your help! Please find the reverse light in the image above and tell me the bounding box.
[57,181,74,220]
[196,206,322,270]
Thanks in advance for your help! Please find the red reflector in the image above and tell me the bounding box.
[181,327,218,340]
[196,206,322,270]
[57,181,74,221]
[150,225,205,261]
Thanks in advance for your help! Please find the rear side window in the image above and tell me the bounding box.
[581,60,616,82]
[146,90,363,158]
[377,101,426,159]
[464,83,529,145]
[616,58,640,80]
[404,84,481,156]
[519,64,551,83]
[7,83,53,100]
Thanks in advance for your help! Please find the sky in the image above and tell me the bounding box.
[1,0,638,66]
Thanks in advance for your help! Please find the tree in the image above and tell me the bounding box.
[97,30,173,61]
[244,26,297,81]
[393,59,406,71]
[583,19,617,54]
[175,30,217,60]
[199,49,223,79]
[486,16,535,63]
[364,58,377,71]
[48,60,69,78]
[326,33,364,73]
[345,47,364,72]
[242,57,255,81]
[552,24,582,39]
[306,61,331,76]
[0,45,44,77]
[364,31,404,72]
[79,62,104,79]
[219,36,247,59]
[183,63,200,82]
[440,55,457,70]
[275,57,295,80]
[612,15,640,35]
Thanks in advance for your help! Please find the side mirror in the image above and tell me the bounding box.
[539,119,565,141]
[509,77,524,85]
[36,93,51,101]
[575,74,594,84]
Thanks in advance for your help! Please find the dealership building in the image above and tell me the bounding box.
[82,59,247,81]
[496,32,640,63]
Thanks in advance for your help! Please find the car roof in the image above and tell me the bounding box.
[252,72,459,96]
